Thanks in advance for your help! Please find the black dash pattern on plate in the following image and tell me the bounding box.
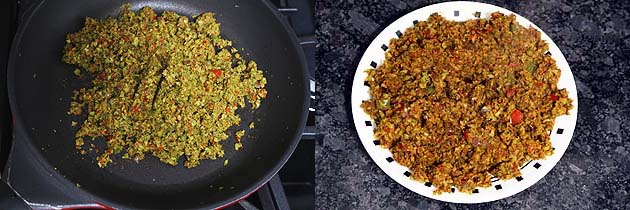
[381,44,388,51]
[472,189,479,193]
[404,171,411,177]
[365,121,372,126]
[413,20,419,25]
[495,185,502,190]
[370,61,377,68]
[386,157,394,162]
[516,176,523,181]
[363,81,370,86]
[451,188,455,192]
[534,162,541,169]
[557,128,564,134]
[396,30,403,37]
[520,160,532,169]
[454,10,459,17]
[373,140,380,145]
[424,182,432,187]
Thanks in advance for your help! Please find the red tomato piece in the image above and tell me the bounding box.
[506,88,516,97]
[211,69,222,77]
[510,109,523,125]
[549,93,559,101]
[98,72,106,80]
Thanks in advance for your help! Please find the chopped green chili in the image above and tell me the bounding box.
[63,4,267,168]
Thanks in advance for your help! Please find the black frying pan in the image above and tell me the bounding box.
[6,0,309,209]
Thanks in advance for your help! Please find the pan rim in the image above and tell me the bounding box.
[5,0,311,209]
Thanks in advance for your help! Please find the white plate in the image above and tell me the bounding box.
[350,1,579,203]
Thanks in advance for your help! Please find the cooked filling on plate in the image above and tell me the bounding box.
[64,4,267,168]
[361,12,572,193]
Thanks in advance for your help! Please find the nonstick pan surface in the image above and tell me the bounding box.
[7,0,309,209]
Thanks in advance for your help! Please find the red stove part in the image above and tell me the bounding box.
[216,178,270,209]
[60,201,114,210]
[57,180,267,210]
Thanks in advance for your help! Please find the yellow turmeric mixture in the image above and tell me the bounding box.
[361,12,572,193]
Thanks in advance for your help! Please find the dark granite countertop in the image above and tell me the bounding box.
[315,0,630,209]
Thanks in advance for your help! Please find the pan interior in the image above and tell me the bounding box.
[9,0,307,209]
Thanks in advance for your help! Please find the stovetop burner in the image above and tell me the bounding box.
[0,0,315,209]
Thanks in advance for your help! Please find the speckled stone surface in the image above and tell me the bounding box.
[315,0,630,209]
